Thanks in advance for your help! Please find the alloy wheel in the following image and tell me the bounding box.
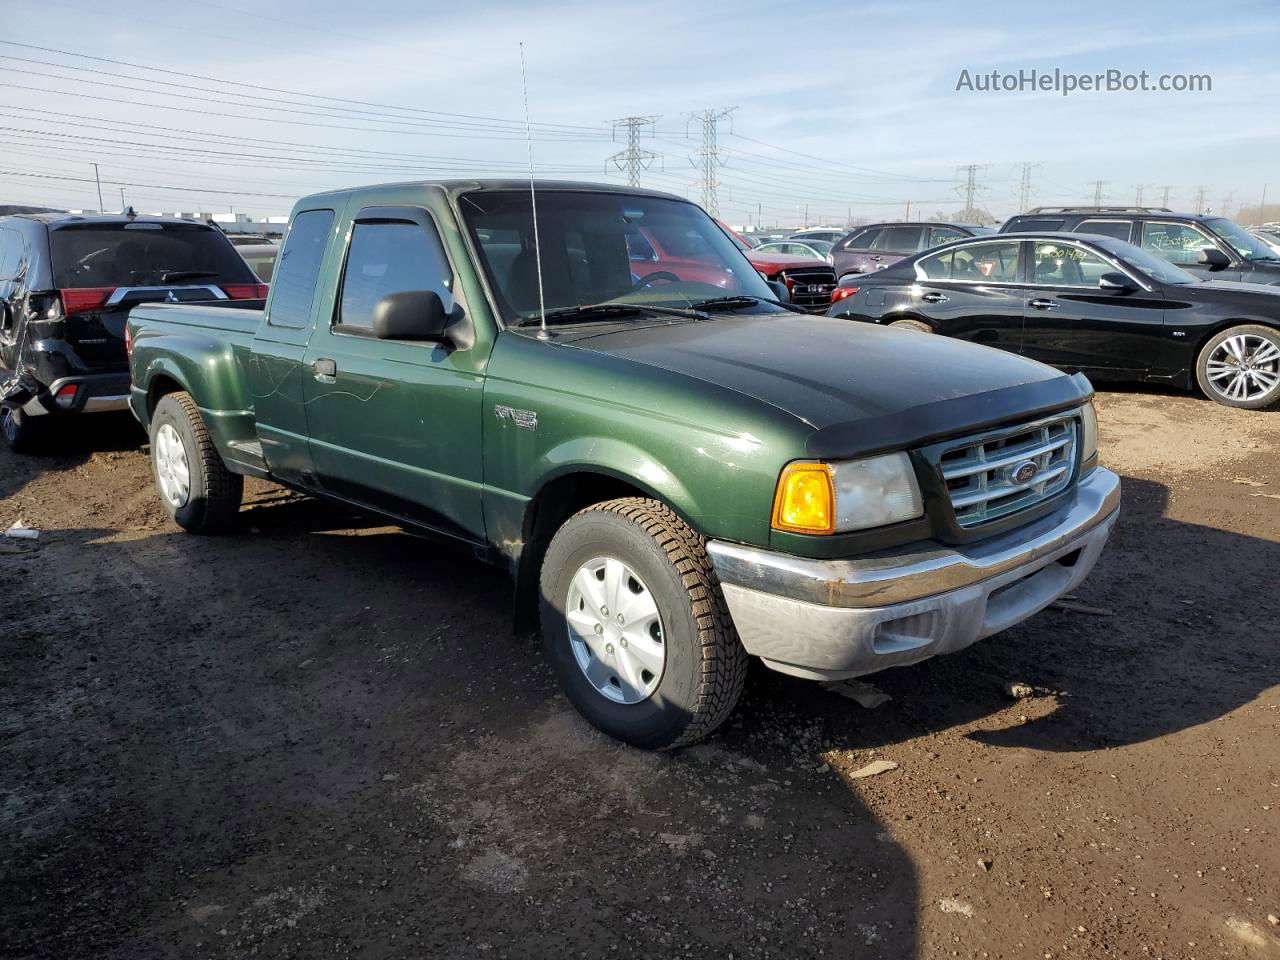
[1205,334,1280,403]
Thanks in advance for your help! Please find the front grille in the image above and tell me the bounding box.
[938,412,1078,528]
[781,267,837,311]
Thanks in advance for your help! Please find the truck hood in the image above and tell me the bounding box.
[564,313,1090,458]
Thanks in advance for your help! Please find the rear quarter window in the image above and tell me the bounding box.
[268,209,336,328]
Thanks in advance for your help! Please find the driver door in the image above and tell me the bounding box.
[301,205,490,544]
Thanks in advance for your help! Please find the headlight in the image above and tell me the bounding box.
[772,452,924,535]
[1079,400,1099,472]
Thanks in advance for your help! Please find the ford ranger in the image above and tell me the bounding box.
[126,180,1120,749]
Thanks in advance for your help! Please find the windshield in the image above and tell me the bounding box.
[460,190,780,324]
[1093,236,1200,284]
[49,222,256,288]
[1204,217,1279,260]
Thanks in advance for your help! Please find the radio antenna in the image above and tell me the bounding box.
[519,42,549,340]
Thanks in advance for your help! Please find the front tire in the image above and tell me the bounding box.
[539,498,748,749]
[1195,325,1280,409]
[1,406,45,454]
[150,392,243,533]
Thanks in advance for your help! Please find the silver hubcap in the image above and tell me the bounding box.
[154,423,191,508]
[1206,334,1280,402]
[565,556,666,704]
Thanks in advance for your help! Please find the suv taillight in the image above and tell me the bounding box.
[222,283,269,300]
[59,287,116,314]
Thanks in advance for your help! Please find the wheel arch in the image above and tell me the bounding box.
[510,466,695,635]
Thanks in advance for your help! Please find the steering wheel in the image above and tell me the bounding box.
[634,270,681,288]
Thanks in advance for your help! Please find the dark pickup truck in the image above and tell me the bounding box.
[126,180,1120,749]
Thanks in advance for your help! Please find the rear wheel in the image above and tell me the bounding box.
[539,497,748,749]
[889,318,932,333]
[1195,325,1280,409]
[150,392,243,533]
[0,406,45,454]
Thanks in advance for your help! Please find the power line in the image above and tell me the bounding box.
[687,108,735,216]
[0,40,610,135]
[608,116,660,187]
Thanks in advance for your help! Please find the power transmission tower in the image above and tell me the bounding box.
[1017,162,1041,211]
[607,115,660,187]
[1159,185,1175,207]
[1193,185,1209,214]
[1133,184,1151,206]
[687,108,736,216]
[1089,180,1108,205]
[955,164,988,216]
[1218,191,1235,217]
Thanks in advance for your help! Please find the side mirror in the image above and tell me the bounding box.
[766,279,790,302]
[1198,247,1231,271]
[1098,272,1134,293]
[372,290,448,342]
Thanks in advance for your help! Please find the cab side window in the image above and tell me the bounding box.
[268,209,335,329]
[916,249,954,280]
[1141,222,1215,264]
[337,220,454,332]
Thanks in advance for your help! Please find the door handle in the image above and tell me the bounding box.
[869,255,883,261]
[1029,299,1060,310]
[311,357,337,379]
[921,292,950,304]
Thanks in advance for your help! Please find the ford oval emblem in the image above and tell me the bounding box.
[1010,460,1039,485]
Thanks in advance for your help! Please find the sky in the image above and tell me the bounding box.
[2,0,1278,226]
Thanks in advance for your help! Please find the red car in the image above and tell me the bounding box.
[716,220,837,311]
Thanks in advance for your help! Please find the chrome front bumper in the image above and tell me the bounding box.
[707,468,1121,681]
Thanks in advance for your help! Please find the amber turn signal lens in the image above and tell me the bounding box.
[772,462,836,535]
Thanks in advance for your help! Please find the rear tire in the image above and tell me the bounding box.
[0,406,44,454]
[1195,325,1280,409]
[149,392,243,533]
[888,318,932,333]
[539,497,748,749]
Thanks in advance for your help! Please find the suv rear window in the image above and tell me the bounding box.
[49,222,255,289]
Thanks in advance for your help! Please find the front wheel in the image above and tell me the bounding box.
[150,392,243,533]
[539,498,748,749]
[1195,325,1280,408]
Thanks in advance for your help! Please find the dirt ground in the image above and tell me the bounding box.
[2,389,1277,960]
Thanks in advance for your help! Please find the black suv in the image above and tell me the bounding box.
[1000,206,1280,285]
[0,212,265,451]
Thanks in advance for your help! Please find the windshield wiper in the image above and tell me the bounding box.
[159,270,220,283]
[515,302,709,327]
[691,294,806,314]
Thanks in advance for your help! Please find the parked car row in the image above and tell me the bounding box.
[827,231,1280,409]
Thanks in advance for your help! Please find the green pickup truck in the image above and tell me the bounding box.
[126,180,1120,749]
